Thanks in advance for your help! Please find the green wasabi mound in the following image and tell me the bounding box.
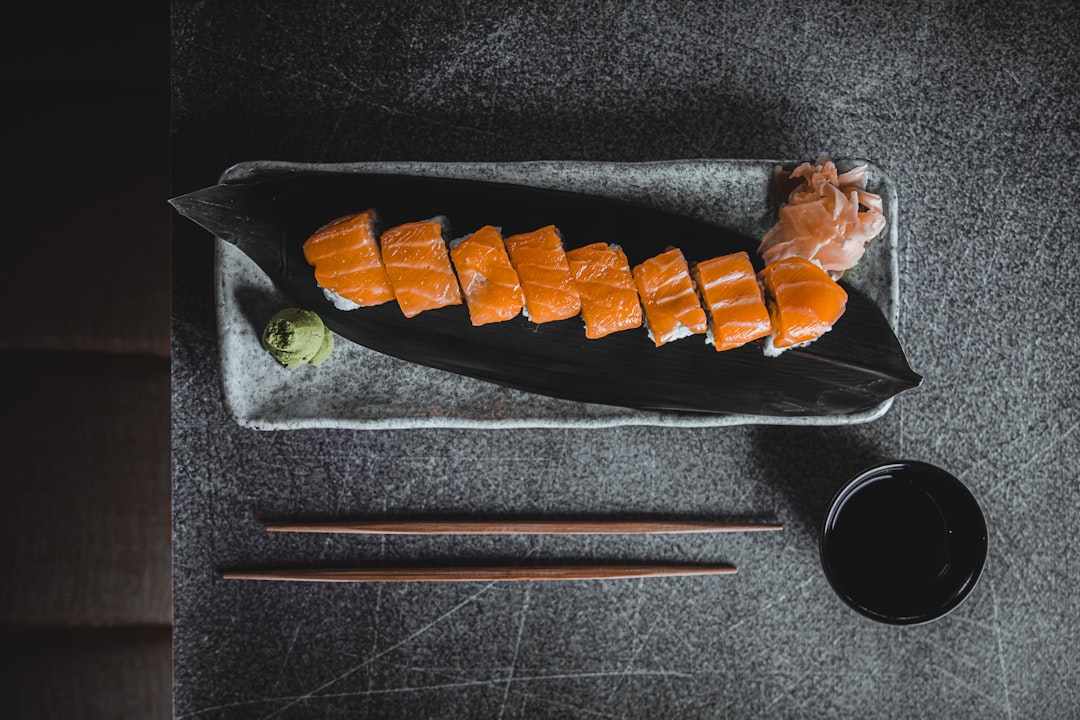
[261,308,334,370]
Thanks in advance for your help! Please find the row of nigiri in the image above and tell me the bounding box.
[301,211,848,354]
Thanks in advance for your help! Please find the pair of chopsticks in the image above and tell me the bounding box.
[222,519,782,584]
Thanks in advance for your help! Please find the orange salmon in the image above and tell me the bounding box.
[503,226,581,324]
[565,242,642,339]
[692,251,772,352]
[632,248,708,346]
[302,210,395,308]
[380,218,462,318]
[449,225,524,326]
[758,256,847,354]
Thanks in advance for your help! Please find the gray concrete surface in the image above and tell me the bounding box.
[172,1,1079,717]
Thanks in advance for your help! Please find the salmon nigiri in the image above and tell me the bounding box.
[302,209,395,309]
[632,248,708,346]
[380,218,462,318]
[565,242,642,339]
[449,225,525,326]
[503,225,581,324]
[691,251,772,352]
[758,256,848,356]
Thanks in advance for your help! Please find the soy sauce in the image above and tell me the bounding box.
[820,461,987,624]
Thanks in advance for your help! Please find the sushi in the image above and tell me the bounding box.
[758,154,886,278]
[296,175,855,356]
[449,225,525,326]
[503,225,581,324]
[758,256,848,356]
[691,251,772,352]
[632,248,708,346]
[379,218,462,318]
[565,242,642,339]
[301,209,395,310]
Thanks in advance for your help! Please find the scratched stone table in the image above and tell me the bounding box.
[171,2,1080,718]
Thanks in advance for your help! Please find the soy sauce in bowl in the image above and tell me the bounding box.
[820,461,987,625]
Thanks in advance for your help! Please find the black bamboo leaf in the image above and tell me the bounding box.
[170,168,920,417]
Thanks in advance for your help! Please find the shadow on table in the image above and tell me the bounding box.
[751,426,889,542]
[169,90,801,176]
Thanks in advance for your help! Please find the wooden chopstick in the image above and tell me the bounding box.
[264,520,783,535]
[221,564,737,583]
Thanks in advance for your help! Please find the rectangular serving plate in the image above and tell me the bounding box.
[214,159,899,430]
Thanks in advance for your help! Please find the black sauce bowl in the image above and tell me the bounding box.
[820,461,988,625]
